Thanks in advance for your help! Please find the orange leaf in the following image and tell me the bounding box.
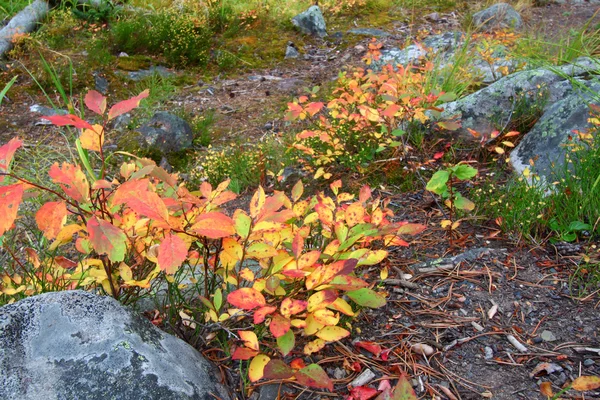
[227,288,266,310]
[231,347,258,360]
[107,89,149,120]
[0,183,23,237]
[49,162,90,202]
[157,234,189,274]
[84,90,107,115]
[191,212,236,239]
[0,137,23,181]
[280,298,307,317]
[35,201,68,240]
[269,313,291,338]
[298,250,321,269]
[539,382,553,397]
[572,376,600,391]
[315,203,333,226]
[345,202,365,227]
[254,305,277,324]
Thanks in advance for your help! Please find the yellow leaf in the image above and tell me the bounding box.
[380,266,389,280]
[328,297,355,316]
[249,186,265,218]
[80,124,104,152]
[494,146,505,154]
[248,354,270,382]
[304,338,326,355]
[49,224,84,250]
[239,268,255,282]
[316,326,350,342]
[345,202,365,227]
[312,309,339,326]
[501,141,515,147]
[440,220,452,229]
[239,331,259,351]
[304,313,325,335]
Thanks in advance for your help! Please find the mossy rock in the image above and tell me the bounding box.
[117,56,153,71]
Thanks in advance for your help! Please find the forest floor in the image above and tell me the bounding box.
[0,1,599,399]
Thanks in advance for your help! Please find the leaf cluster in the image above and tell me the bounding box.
[0,90,426,391]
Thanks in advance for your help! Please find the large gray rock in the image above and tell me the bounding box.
[510,80,600,182]
[437,57,600,138]
[136,112,194,155]
[371,31,518,83]
[0,290,231,400]
[291,5,327,38]
[472,3,522,31]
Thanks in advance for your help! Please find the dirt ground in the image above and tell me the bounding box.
[1,1,599,399]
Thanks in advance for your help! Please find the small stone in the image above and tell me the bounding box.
[425,12,440,21]
[541,330,557,342]
[484,346,494,360]
[411,343,434,356]
[354,44,366,52]
[94,74,109,95]
[285,42,300,59]
[332,367,346,379]
[291,5,327,38]
[583,359,595,367]
[533,337,544,344]
[118,52,129,57]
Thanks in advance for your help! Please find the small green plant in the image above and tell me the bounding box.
[0,76,18,106]
[426,163,478,232]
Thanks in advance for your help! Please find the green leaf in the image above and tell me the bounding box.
[347,288,386,308]
[437,92,457,102]
[568,221,591,232]
[276,328,295,357]
[453,195,475,211]
[391,129,405,137]
[376,375,418,400]
[213,289,223,311]
[426,170,450,194]
[451,164,478,180]
[0,76,18,106]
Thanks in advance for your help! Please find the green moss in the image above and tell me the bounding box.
[117,56,152,71]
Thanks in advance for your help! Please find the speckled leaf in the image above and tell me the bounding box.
[248,354,270,383]
[264,359,294,380]
[347,288,386,308]
[295,364,333,391]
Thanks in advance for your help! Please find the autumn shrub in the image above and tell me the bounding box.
[0,90,425,388]
[286,62,454,179]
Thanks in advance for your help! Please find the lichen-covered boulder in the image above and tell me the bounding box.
[135,111,194,155]
[437,57,600,138]
[0,290,231,400]
[291,5,327,38]
[472,3,522,31]
[509,81,600,182]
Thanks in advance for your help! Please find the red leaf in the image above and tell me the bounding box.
[157,234,189,274]
[231,347,259,360]
[191,212,236,239]
[264,359,294,380]
[41,114,93,130]
[0,138,23,181]
[49,162,90,202]
[87,217,127,262]
[355,341,382,357]
[84,90,107,115]
[359,185,371,203]
[295,364,333,391]
[0,183,23,236]
[254,305,277,324]
[305,102,324,117]
[290,358,306,370]
[108,89,149,120]
[227,288,266,310]
[280,298,308,317]
[269,313,291,338]
[350,386,379,400]
[433,151,444,160]
[35,201,68,240]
